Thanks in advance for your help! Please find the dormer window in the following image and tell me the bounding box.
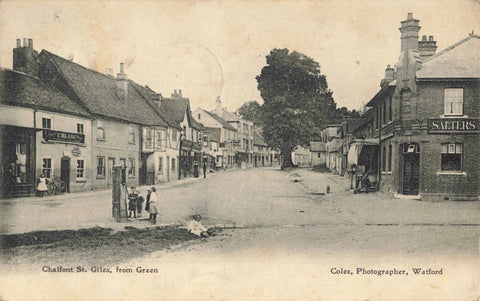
[444,88,463,116]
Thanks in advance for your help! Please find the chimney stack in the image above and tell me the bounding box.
[116,62,128,99]
[399,12,421,53]
[215,96,222,116]
[419,34,437,60]
[13,38,39,76]
[380,65,395,88]
[178,89,182,98]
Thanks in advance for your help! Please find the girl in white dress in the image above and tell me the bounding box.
[37,172,48,196]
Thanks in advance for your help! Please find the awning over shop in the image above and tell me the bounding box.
[347,139,379,167]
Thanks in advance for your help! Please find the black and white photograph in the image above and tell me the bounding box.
[0,0,479,300]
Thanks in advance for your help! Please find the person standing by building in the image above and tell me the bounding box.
[145,189,151,219]
[203,161,207,178]
[36,172,48,197]
[148,187,159,224]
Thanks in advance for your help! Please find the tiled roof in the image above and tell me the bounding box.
[204,110,237,131]
[159,98,189,125]
[0,68,90,117]
[327,139,342,152]
[205,127,221,142]
[40,50,166,126]
[344,118,366,134]
[135,86,181,130]
[310,141,326,152]
[190,117,205,131]
[253,129,267,146]
[417,35,480,79]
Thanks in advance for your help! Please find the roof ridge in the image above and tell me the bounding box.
[423,34,474,63]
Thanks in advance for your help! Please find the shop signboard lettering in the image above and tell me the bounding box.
[427,118,479,134]
[43,129,85,144]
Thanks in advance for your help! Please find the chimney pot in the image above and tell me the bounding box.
[429,35,434,41]
[179,89,182,98]
[120,62,124,73]
[28,39,33,48]
[16,39,21,48]
[407,13,413,20]
[23,38,27,47]
[422,35,427,41]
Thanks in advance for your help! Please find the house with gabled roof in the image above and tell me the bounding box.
[193,106,238,169]
[363,13,479,201]
[1,38,95,197]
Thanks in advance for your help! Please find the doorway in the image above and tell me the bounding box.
[166,156,170,182]
[403,153,420,195]
[107,157,115,185]
[61,157,70,192]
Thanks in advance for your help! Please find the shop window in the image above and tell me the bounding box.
[77,123,84,134]
[171,158,176,171]
[388,144,392,172]
[128,125,135,144]
[97,120,105,140]
[128,158,135,177]
[76,159,85,180]
[97,157,105,177]
[42,117,51,129]
[42,158,52,178]
[441,143,462,171]
[158,157,163,173]
[444,89,463,116]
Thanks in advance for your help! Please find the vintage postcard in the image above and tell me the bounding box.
[0,0,479,300]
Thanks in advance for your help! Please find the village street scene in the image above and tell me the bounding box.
[0,0,479,300]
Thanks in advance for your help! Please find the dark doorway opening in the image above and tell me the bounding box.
[61,157,70,193]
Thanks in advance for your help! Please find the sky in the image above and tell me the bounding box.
[0,0,479,113]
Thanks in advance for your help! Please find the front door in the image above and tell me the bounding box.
[166,156,170,182]
[61,157,70,193]
[403,153,420,195]
[107,158,115,185]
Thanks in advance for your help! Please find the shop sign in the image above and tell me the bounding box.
[43,129,85,143]
[427,118,479,134]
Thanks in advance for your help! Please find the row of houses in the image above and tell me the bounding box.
[310,13,479,201]
[0,39,278,198]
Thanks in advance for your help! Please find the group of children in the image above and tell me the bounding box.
[128,186,159,224]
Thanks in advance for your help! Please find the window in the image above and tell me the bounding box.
[77,123,84,134]
[171,158,176,171]
[128,126,135,144]
[172,129,177,141]
[97,120,105,139]
[146,129,152,149]
[120,158,126,168]
[382,146,387,172]
[441,143,462,171]
[158,157,163,173]
[42,117,51,129]
[128,158,135,177]
[388,144,392,172]
[198,113,201,120]
[382,102,387,125]
[388,96,393,121]
[42,158,52,178]
[97,157,105,177]
[318,152,321,158]
[76,159,85,180]
[444,88,463,116]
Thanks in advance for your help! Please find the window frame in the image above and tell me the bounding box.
[97,156,106,178]
[443,88,464,116]
[97,120,105,140]
[440,142,463,172]
[77,122,85,134]
[76,158,86,181]
[42,117,52,129]
[128,158,136,177]
[128,125,136,144]
[42,157,53,178]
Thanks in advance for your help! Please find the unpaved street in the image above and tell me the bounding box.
[1,167,479,301]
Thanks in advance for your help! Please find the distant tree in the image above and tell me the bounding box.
[256,48,336,169]
[236,101,263,126]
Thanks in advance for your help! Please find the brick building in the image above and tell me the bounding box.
[363,13,479,201]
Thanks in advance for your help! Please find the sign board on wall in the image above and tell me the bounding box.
[427,118,479,134]
[43,129,85,144]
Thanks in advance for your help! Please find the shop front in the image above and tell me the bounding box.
[1,125,37,198]
[347,139,379,192]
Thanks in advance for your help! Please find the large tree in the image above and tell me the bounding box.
[256,48,336,169]
[236,100,264,126]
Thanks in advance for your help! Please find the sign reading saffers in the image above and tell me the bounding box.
[43,129,85,144]
[427,118,479,134]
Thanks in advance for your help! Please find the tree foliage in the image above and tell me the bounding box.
[236,101,264,126]
[256,49,337,168]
